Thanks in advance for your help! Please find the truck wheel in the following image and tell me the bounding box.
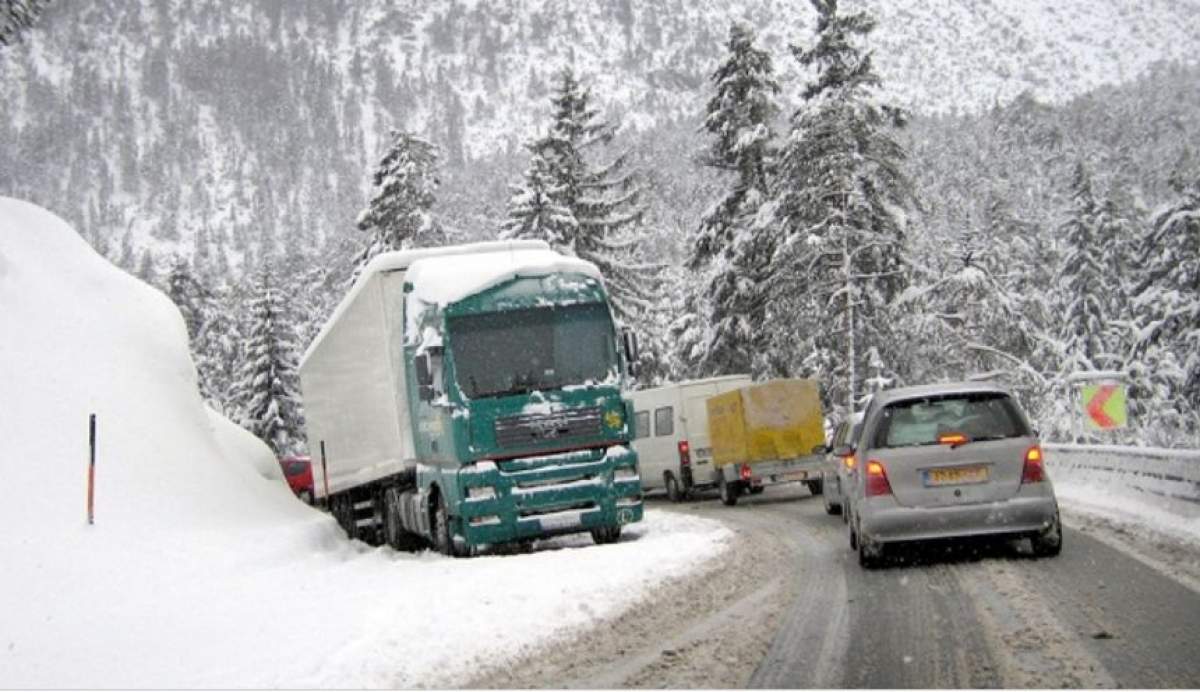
[383,487,424,552]
[432,494,476,558]
[665,473,683,503]
[718,475,739,506]
[591,526,622,545]
[332,494,356,539]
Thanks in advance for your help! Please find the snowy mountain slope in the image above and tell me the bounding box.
[0,198,732,687]
[1,0,1198,271]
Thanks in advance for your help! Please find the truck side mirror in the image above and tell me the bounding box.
[415,353,433,387]
[622,329,640,376]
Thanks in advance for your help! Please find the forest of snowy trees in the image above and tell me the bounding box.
[4,1,1199,453]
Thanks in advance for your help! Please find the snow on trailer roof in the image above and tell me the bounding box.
[406,246,603,306]
[302,240,602,365]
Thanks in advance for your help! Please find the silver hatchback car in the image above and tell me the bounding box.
[838,382,1061,568]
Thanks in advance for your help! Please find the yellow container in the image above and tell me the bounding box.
[707,379,825,468]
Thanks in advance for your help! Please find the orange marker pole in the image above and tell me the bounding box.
[87,414,96,525]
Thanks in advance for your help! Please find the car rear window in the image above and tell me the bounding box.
[872,392,1030,449]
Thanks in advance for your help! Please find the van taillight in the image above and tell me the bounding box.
[1022,445,1045,484]
[678,440,691,467]
[865,460,892,496]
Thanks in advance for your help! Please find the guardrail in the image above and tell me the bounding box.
[1044,443,1200,504]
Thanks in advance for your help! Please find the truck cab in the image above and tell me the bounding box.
[301,241,643,556]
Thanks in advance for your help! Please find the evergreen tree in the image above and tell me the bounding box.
[1057,162,1110,372]
[499,142,574,243]
[194,282,243,416]
[683,22,780,378]
[505,67,657,327]
[762,0,914,410]
[234,262,305,456]
[354,129,445,276]
[165,255,210,343]
[0,0,49,46]
[1134,179,1200,427]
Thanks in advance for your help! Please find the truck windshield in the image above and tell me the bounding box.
[448,303,618,399]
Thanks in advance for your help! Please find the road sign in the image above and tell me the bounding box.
[1081,383,1127,431]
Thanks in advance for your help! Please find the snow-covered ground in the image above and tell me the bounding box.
[0,198,732,688]
[1046,445,1200,544]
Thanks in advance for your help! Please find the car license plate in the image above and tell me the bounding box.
[778,471,810,482]
[924,465,988,487]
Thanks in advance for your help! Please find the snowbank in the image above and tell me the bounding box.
[1046,445,1200,543]
[0,198,731,688]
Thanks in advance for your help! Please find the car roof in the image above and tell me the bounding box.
[871,381,1014,407]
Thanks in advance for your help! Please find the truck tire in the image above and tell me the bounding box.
[332,493,356,539]
[718,475,739,506]
[591,526,622,545]
[382,487,425,552]
[432,493,468,557]
[665,473,683,503]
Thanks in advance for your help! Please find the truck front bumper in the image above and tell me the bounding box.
[457,445,643,545]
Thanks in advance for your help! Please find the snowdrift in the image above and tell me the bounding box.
[0,198,731,688]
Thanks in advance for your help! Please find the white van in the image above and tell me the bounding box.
[629,374,752,501]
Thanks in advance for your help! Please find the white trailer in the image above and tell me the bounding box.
[628,374,752,501]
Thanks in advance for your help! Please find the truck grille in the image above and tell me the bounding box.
[494,407,603,448]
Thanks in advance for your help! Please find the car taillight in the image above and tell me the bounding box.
[1022,444,1046,484]
[842,454,856,470]
[865,460,892,496]
[678,440,691,467]
[740,463,752,481]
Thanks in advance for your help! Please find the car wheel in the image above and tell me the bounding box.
[804,479,824,496]
[718,474,739,506]
[848,518,858,550]
[665,473,683,503]
[591,526,622,545]
[857,524,883,568]
[1031,510,1063,558]
[824,492,842,515]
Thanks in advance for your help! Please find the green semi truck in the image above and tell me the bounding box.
[300,240,644,556]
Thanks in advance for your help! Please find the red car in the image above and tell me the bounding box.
[279,456,314,503]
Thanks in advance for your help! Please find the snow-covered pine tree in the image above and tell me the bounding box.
[234,262,305,456]
[683,21,781,379]
[165,255,211,346]
[1133,178,1200,435]
[194,282,244,417]
[353,129,445,278]
[763,0,914,411]
[510,67,658,327]
[0,0,49,46]
[499,141,575,245]
[1056,162,1111,372]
